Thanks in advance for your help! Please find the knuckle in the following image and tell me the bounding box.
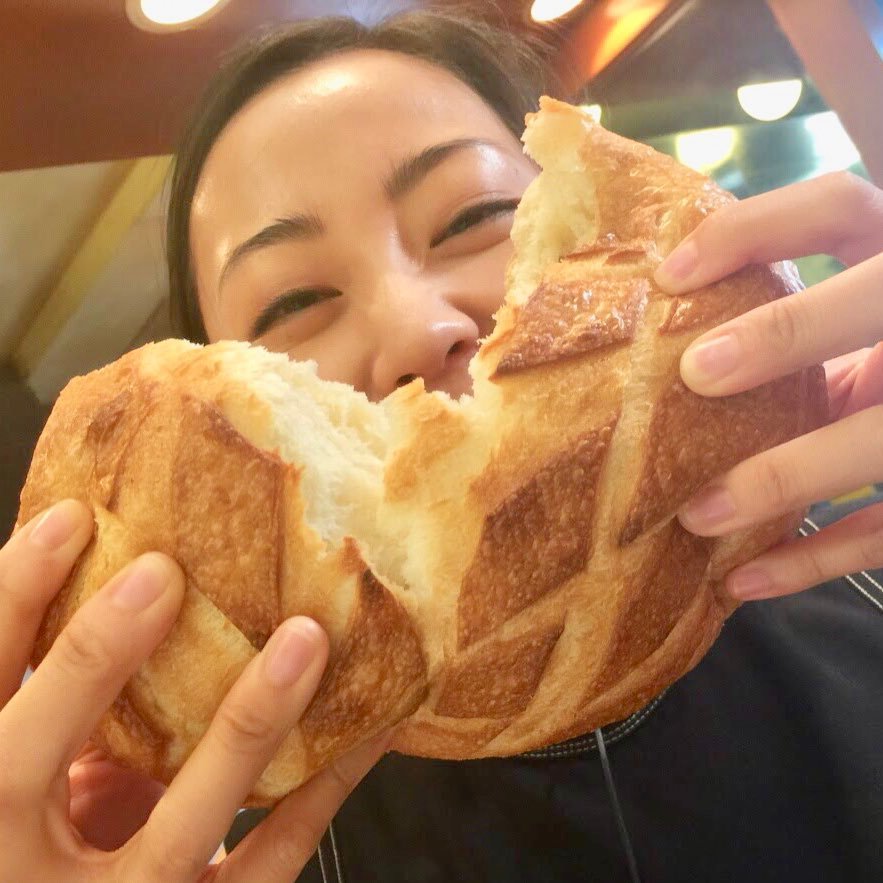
[146,845,204,881]
[693,203,737,248]
[799,543,831,589]
[818,172,883,262]
[752,457,798,515]
[268,818,322,876]
[0,552,50,621]
[855,520,883,572]
[327,755,361,799]
[701,202,753,260]
[0,795,18,825]
[826,170,876,212]
[0,768,32,817]
[0,573,30,624]
[703,196,738,227]
[763,296,807,357]
[0,729,43,815]
[142,806,205,880]
[212,697,277,756]
[54,614,116,679]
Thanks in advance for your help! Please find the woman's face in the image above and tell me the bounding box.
[191,49,537,401]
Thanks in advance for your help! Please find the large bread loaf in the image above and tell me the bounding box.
[18,98,828,804]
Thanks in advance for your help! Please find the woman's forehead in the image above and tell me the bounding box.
[193,50,519,207]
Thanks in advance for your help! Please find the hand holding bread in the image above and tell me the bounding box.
[657,171,883,597]
[17,100,827,807]
[0,500,386,882]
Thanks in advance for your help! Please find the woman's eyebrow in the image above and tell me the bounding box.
[219,212,324,287]
[384,138,500,200]
[217,140,500,289]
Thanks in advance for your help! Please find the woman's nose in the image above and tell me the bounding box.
[368,280,481,401]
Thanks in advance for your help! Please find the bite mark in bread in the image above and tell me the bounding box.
[18,98,828,803]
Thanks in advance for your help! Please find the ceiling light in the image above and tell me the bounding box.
[530,0,583,23]
[127,0,230,31]
[737,79,804,122]
[674,127,738,173]
[803,112,861,173]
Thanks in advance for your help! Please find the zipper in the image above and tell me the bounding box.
[316,821,343,882]
[519,689,668,761]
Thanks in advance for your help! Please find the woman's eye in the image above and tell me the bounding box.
[251,286,340,339]
[431,198,520,248]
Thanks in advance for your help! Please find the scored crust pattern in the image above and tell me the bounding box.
[399,98,827,758]
[456,421,617,650]
[17,99,829,802]
[494,278,648,374]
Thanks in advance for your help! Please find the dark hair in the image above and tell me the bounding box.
[166,7,561,342]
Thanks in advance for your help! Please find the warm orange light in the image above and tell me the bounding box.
[589,1,668,78]
[531,0,584,22]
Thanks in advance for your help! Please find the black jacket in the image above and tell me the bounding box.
[227,498,883,882]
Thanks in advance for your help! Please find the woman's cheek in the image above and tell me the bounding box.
[450,237,513,321]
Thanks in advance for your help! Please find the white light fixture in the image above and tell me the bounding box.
[674,127,738,173]
[530,0,583,23]
[127,0,230,32]
[737,79,803,122]
[579,103,603,123]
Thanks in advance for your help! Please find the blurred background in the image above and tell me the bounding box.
[2,0,882,537]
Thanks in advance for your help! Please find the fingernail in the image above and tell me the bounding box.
[656,239,699,285]
[681,486,737,530]
[110,553,174,611]
[29,500,84,550]
[728,567,770,600]
[263,618,322,688]
[682,334,740,383]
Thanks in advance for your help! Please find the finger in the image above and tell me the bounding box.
[837,341,883,418]
[135,617,329,880]
[0,499,94,705]
[217,732,390,883]
[723,501,883,600]
[678,405,883,537]
[675,251,883,397]
[654,171,883,293]
[825,348,873,418]
[1,553,185,786]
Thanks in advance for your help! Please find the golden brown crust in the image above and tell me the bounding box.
[620,370,812,545]
[301,570,428,769]
[457,423,616,649]
[390,716,510,757]
[592,522,712,694]
[18,98,829,800]
[171,398,285,649]
[494,278,649,374]
[435,620,565,719]
[19,344,431,803]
